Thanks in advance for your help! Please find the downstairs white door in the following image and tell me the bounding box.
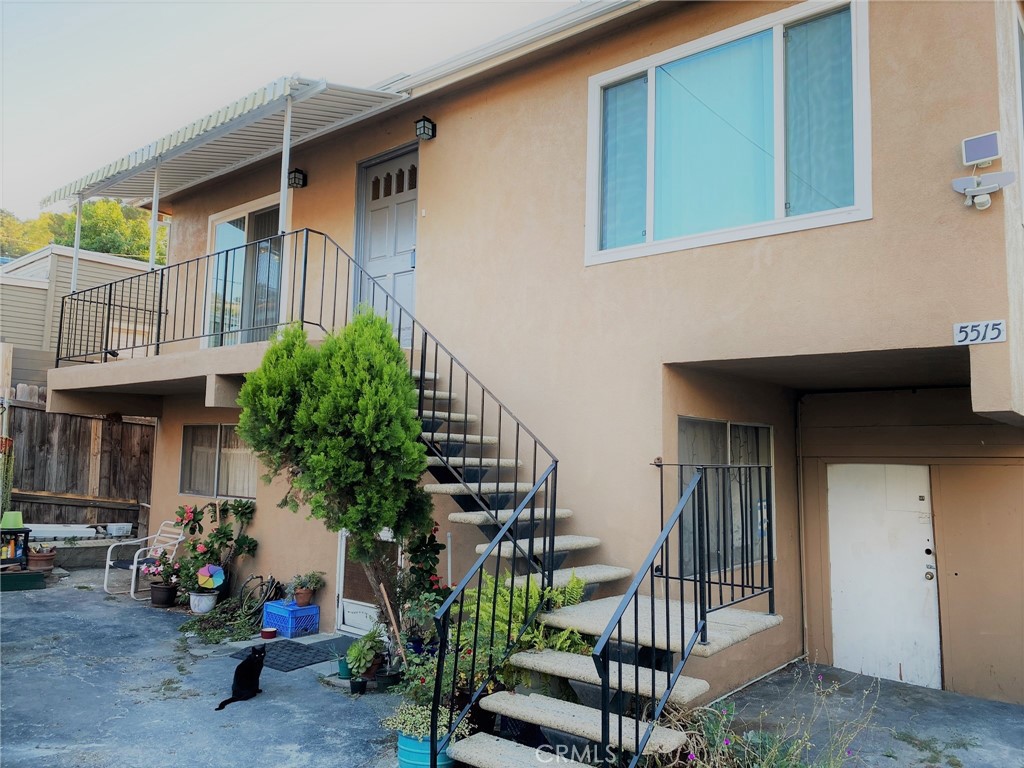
[827,464,941,688]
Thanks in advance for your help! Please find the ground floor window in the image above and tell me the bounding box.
[677,417,773,576]
[180,424,258,498]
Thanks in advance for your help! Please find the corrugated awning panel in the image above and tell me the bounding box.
[41,77,405,207]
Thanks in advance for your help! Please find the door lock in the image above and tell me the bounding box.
[924,572,935,581]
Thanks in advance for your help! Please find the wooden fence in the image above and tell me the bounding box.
[5,399,154,531]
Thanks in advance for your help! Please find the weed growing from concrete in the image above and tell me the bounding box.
[893,729,977,767]
[176,597,259,644]
[658,666,878,767]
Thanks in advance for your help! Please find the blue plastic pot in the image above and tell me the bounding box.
[397,733,452,768]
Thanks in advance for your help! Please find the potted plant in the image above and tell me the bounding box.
[26,542,57,573]
[375,650,403,692]
[287,570,326,607]
[173,500,258,606]
[382,701,471,768]
[188,563,224,614]
[332,647,351,680]
[140,547,180,607]
[347,626,386,693]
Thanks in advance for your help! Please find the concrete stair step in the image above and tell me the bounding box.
[411,369,438,381]
[538,564,632,590]
[477,535,600,558]
[478,691,688,755]
[427,456,521,469]
[447,733,590,767]
[418,390,457,403]
[540,596,782,656]
[425,482,537,497]
[449,508,573,526]
[509,649,710,706]
[421,432,498,445]
[419,410,477,423]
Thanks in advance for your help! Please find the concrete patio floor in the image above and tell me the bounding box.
[0,568,399,768]
[3,569,1022,768]
[726,661,1024,768]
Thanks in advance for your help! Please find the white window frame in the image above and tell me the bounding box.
[1015,6,1024,227]
[203,192,286,348]
[585,0,872,266]
[179,423,257,499]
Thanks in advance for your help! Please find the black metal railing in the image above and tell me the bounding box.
[591,463,774,767]
[53,230,560,766]
[55,230,347,364]
[429,462,559,763]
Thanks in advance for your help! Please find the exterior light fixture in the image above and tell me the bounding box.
[287,168,308,189]
[415,116,436,141]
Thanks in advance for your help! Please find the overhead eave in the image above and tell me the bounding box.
[385,0,657,97]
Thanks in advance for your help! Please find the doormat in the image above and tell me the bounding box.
[230,636,354,673]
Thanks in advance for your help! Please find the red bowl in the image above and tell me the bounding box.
[260,627,277,639]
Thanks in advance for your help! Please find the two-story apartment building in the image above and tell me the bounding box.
[44,0,1023,732]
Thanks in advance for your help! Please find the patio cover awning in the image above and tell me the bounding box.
[40,76,405,208]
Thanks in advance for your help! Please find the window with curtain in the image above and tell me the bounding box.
[181,425,257,498]
[595,4,860,255]
[677,418,773,577]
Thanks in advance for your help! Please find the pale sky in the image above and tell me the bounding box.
[1,0,576,220]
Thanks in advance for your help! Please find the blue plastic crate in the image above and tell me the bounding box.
[262,600,320,638]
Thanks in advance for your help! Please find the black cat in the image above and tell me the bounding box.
[215,644,266,710]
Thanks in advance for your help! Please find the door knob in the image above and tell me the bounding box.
[924,572,935,581]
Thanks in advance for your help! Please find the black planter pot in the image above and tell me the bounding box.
[350,678,368,695]
[150,582,178,608]
[375,669,403,692]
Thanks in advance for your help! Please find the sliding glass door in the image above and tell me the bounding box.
[208,205,281,346]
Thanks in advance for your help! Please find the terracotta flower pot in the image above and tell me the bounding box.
[150,582,178,608]
[292,587,313,607]
[26,550,56,573]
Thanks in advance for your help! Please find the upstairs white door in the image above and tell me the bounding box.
[360,152,417,345]
[827,464,942,688]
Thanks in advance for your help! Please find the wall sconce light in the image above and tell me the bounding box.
[415,116,436,141]
[287,168,308,189]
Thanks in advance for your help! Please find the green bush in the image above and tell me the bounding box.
[237,314,432,560]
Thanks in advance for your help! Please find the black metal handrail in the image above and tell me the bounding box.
[591,463,774,767]
[664,463,775,620]
[429,461,558,761]
[53,229,560,767]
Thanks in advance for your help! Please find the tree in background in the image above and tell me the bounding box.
[0,200,167,262]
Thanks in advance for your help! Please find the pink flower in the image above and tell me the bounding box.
[175,516,182,523]
[687,754,696,761]
[196,543,207,554]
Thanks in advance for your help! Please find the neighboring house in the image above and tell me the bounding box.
[43,0,1024,740]
[0,245,150,394]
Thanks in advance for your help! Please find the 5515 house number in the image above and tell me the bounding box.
[953,321,1006,345]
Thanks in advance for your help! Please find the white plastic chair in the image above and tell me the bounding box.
[103,520,185,600]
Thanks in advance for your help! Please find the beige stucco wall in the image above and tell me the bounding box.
[151,396,343,629]
[82,0,1021,692]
